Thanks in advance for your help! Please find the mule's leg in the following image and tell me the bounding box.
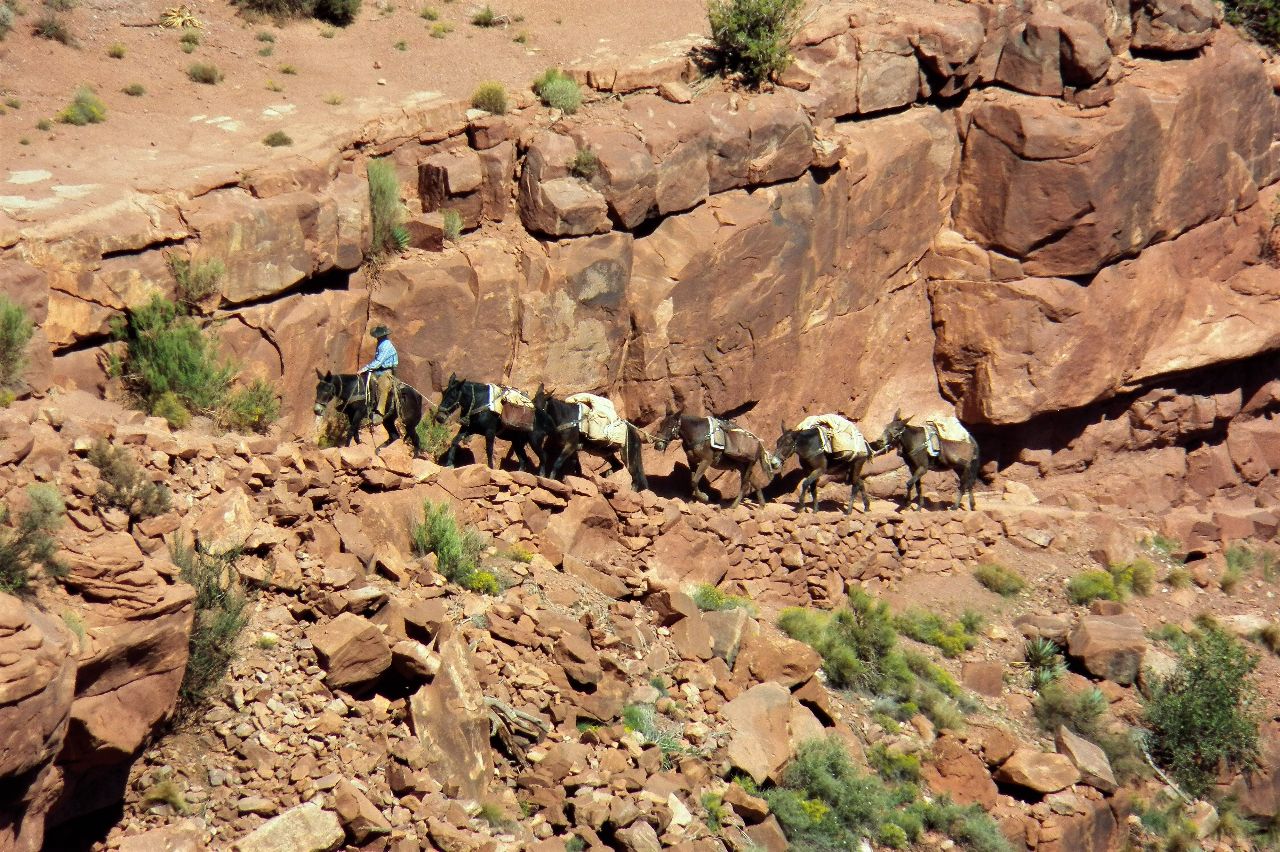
[690,457,712,503]
[444,428,467,467]
[378,414,399,451]
[731,461,754,509]
[904,465,924,511]
[800,471,820,512]
[484,428,497,468]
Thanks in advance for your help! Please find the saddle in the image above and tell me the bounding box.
[565,393,628,446]
[909,414,971,459]
[487,385,535,431]
[795,414,868,460]
[707,417,758,459]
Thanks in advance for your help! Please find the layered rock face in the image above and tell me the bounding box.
[1,2,1277,507]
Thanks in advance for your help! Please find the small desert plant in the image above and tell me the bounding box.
[429,20,451,36]
[256,30,276,41]
[0,485,66,594]
[1111,558,1156,595]
[476,802,512,831]
[367,158,406,257]
[45,0,76,10]
[141,778,189,814]
[419,4,437,17]
[110,295,235,415]
[258,44,273,55]
[1034,681,1106,735]
[702,792,728,832]
[58,86,106,125]
[152,391,190,429]
[167,254,224,304]
[3,96,18,109]
[107,42,126,58]
[410,500,497,593]
[313,0,359,26]
[441,208,464,242]
[512,29,527,43]
[470,80,507,114]
[470,3,496,25]
[0,4,13,40]
[1145,628,1261,798]
[415,416,452,457]
[0,296,33,390]
[279,63,297,74]
[217,378,280,433]
[1220,561,1245,594]
[567,148,598,180]
[1146,533,1180,558]
[323,92,343,105]
[88,440,171,521]
[393,38,406,49]
[972,562,1025,596]
[1066,569,1118,605]
[123,83,145,96]
[265,79,284,92]
[1224,0,1280,49]
[33,12,73,44]
[868,742,921,784]
[894,608,977,658]
[532,67,581,113]
[262,129,293,146]
[1254,622,1280,655]
[1164,566,1192,589]
[173,537,249,714]
[187,63,222,84]
[1024,637,1065,686]
[707,0,802,87]
[179,29,200,47]
[36,118,53,131]
[692,583,756,613]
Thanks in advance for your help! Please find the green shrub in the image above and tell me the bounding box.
[256,29,276,41]
[429,20,451,37]
[172,537,248,714]
[1164,566,1192,589]
[1220,561,1245,594]
[367,158,406,257]
[1146,533,1180,558]
[868,743,920,784]
[152,390,190,428]
[567,148,598,180]
[107,41,126,58]
[972,562,1025,596]
[1224,0,1280,48]
[233,0,360,25]
[180,40,196,53]
[36,118,53,131]
[218,378,280,433]
[0,5,13,40]
[416,416,453,457]
[1111,558,1156,595]
[470,3,496,25]
[701,792,727,832]
[88,439,171,521]
[441,208,463,242]
[123,83,146,96]
[692,583,755,614]
[410,500,496,592]
[707,0,801,87]
[1067,569,1118,605]
[1145,628,1261,798]
[179,29,200,46]
[1256,622,1280,655]
[34,12,74,44]
[0,485,66,594]
[141,778,189,814]
[1023,637,1065,687]
[313,0,360,25]
[1035,681,1106,735]
[532,68,581,113]
[187,63,222,84]
[262,129,293,147]
[167,254,224,304]
[279,63,297,74]
[419,4,437,18]
[0,296,33,390]
[894,608,976,658]
[58,86,106,125]
[470,80,508,114]
[112,296,234,414]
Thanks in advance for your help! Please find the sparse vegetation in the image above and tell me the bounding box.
[1023,637,1066,689]
[692,583,756,614]
[36,118,52,131]
[1146,533,1180,558]
[470,80,508,114]
[262,129,293,146]
[256,29,276,41]
[972,562,1025,596]
[123,83,146,97]
[1164,566,1192,589]
[567,147,598,180]
[532,68,582,113]
[232,0,361,26]
[279,63,297,74]
[88,440,171,521]
[894,608,978,658]
[179,29,200,48]
[367,158,407,257]
[0,485,66,594]
[393,38,406,49]
[258,45,274,55]
[33,12,73,44]
[265,79,284,92]
[701,792,728,832]
[319,24,335,36]
[323,92,343,105]
[778,592,970,731]
[173,537,249,715]
[1224,0,1280,49]
[1255,622,1280,655]
[415,416,452,457]
[4,96,18,109]
[107,42,126,58]
[217,378,280,434]
[429,20,451,36]
[0,296,34,391]
[763,737,1010,852]
[141,778,189,814]
[410,500,499,594]
[1067,561,1155,605]
[1145,628,1260,798]
[1226,542,1278,582]
[0,4,13,40]
[441,208,463,242]
[58,86,106,125]
[470,3,497,26]
[707,0,802,87]
[187,63,222,84]
[419,4,436,18]
[167,254,224,305]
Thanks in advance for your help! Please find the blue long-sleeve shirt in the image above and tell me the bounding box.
[362,339,398,373]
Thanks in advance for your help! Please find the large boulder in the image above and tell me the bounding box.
[306,613,392,690]
[995,749,1081,794]
[1067,614,1147,686]
[1055,726,1117,793]
[922,734,999,808]
[722,683,796,784]
[232,801,344,852]
[407,634,493,800]
[1131,0,1221,52]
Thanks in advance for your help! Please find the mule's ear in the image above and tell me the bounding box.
[449,372,456,382]
[780,420,786,435]
[892,408,902,422]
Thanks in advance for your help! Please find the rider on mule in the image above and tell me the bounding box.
[358,325,399,420]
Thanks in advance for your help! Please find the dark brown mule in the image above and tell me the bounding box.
[873,412,979,511]
[774,425,871,514]
[652,413,779,508]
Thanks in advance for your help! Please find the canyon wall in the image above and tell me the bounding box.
[1,0,1277,516]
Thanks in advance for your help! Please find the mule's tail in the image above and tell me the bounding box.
[625,422,648,491]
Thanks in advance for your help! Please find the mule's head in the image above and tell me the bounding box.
[313,370,336,415]
[435,374,463,424]
[651,411,681,451]
[773,428,798,464]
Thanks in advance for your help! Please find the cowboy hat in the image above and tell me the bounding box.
[369,325,391,339]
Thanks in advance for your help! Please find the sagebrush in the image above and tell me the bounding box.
[367,158,406,257]
[111,295,235,415]
[0,296,33,390]
[707,0,802,87]
[88,440,171,521]
[410,501,499,594]
[58,86,105,125]
[533,68,581,113]
[172,537,249,715]
[0,485,66,594]
[167,254,224,304]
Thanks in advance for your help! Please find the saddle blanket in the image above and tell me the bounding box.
[706,417,760,459]
[565,392,628,446]
[796,414,868,458]
[907,413,971,456]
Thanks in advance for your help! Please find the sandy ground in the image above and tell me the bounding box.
[0,0,707,226]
